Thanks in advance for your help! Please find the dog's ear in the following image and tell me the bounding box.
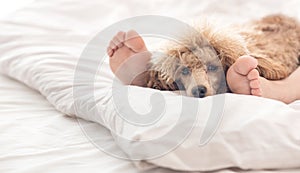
[199,24,249,72]
[147,52,180,90]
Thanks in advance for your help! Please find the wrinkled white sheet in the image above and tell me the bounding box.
[0,0,300,172]
[1,74,300,173]
[0,75,145,173]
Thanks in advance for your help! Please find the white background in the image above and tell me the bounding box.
[0,0,34,19]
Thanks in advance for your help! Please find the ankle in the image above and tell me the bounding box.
[267,79,295,104]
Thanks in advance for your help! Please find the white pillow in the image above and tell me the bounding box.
[1,0,300,171]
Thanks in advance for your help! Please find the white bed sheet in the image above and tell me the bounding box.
[1,76,300,173]
[0,75,145,173]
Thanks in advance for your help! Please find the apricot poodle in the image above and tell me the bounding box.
[146,14,300,97]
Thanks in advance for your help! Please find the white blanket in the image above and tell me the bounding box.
[1,76,300,173]
[0,0,300,172]
[0,74,146,173]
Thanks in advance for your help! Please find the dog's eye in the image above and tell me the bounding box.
[181,67,190,75]
[207,65,218,72]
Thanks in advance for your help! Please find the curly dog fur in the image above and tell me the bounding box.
[146,14,300,97]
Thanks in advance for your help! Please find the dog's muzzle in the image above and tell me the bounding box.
[191,85,207,98]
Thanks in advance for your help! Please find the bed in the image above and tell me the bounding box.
[1,0,300,173]
[0,75,144,173]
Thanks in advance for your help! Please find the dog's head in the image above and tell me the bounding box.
[149,34,228,98]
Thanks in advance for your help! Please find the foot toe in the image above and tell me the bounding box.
[117,42,124,48]
[125,30,147,52]
[116,31,125,42]
[113,31,125,48]
[233,55,258,75]
[109,40,117,51]
[250,79,260,89]
[112,37,121,48]
[247,69,260,80]
[107,47,114,57]
[251,88,262,96]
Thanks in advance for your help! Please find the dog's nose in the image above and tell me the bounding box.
[192,85,207,98]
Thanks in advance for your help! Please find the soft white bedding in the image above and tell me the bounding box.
[1,0,300,172]
[1,74,300,173]
[0,75,143,173]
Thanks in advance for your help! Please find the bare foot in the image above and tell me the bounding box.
[227,55,261,95]
[107,30,151,86]
[227,55,297,104]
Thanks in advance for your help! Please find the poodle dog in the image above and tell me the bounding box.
[146,14,300,98]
